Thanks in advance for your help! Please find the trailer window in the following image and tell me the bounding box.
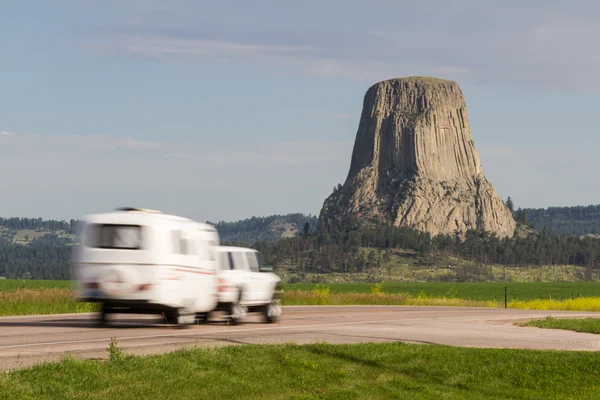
[85,224,142,250]
[172,230,192,255]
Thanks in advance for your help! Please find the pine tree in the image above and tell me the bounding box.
[303,222,311,236]
[506,196,514,215]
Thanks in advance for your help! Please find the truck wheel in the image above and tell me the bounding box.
[98,304,109,326]
[262,298,282,324]
[228,291,247,325]
[195,312,210,324]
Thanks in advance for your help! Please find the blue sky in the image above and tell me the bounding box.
[1,0,599,222]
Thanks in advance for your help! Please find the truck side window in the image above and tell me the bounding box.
[230,251,247,271]
[246,252,259,272]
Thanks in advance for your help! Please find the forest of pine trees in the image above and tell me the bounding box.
[2,205,600,280]
[254,217,600,275]
[0,234,74,279]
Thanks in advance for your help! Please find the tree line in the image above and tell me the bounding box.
[0,234,74,279]
[254,216,600,275]
[0,217,80,234]
[4,206,600,280]
[521,204,600,236]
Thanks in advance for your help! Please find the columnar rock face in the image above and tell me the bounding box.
[319,76,516,238]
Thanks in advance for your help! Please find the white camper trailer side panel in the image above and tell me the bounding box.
[153,225,219,312]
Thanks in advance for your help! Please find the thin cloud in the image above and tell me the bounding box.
[0,132,164,150]
[161,140,353,168]
[0,131,351,169]
[79,2,600,89]
[84,34,324,64]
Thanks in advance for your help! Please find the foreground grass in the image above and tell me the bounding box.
[1,342,600,399]
[519,316,600,334]
[0,288,96,317]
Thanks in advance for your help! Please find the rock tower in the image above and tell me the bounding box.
[319,76,516,238]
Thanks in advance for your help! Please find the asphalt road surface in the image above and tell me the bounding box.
[1,306,600,370]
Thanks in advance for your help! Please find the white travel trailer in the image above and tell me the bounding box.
[71,207,220,326]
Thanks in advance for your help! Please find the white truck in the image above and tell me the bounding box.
[210,246,283,325]
[71,208,282,327]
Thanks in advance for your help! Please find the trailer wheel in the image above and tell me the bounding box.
[164,308,194,327]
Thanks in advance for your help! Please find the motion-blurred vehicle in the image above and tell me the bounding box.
[71,207,220,326]
[212,246,282,325]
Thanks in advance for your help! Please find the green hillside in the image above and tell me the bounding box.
[208,213,318,245]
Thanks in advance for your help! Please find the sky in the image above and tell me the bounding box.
[0,0,599,222]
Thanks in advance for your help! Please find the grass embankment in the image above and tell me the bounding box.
[1,342,600,399]
[0,279,94,316]
[0,288,96,316]
[511,297,600,312]
[3,280,600,317]
[282,282,600,302]
[0,280,72,291]
[283,284,496,307]
[519,316,600,334]
[283,282,600,311]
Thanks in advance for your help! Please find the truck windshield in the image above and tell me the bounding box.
[84,224,143,250]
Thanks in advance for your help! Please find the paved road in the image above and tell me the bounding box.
[1,306,600,370]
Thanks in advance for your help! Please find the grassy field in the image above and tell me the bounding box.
[519,316,600,334]
[3,280,600,317]
[4,280,600,302]
[282,287,496,307]
[0,279,91,316]
[281,282,600,302]
[1,341,599,399]
[0,288,96,316]
[0,280,72,291]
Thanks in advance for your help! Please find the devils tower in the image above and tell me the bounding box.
[319,76,516,238]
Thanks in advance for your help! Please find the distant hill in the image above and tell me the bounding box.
[522,205,600,236]
[208,213,319,245]
[2,206,600,280]
[0,217,78,245]
[1,204,600,248]
[0,213,319,248]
